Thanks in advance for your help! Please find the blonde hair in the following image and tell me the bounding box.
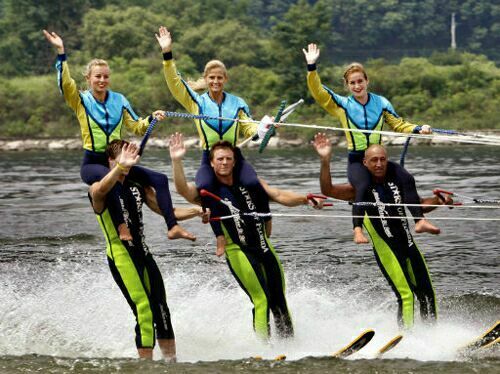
[83,59,110,79]
[343,62,368,84]
[188,60,228,91]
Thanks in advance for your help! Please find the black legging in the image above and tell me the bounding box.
[81,151,177,229]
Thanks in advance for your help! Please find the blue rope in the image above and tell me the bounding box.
[163,111,224,122]
[139,117,158,156]
[399,126,421,167]
[432,128,461,135]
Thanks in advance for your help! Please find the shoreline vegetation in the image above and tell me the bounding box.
[1,3,499,142]
[2,130,499,152]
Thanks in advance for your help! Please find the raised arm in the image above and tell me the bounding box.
[303,44,344,119]
[169,132,201,204]
[43,30,82,112]
[312,133,355,200]
[43,30,64,54]
[89,143,140,211]
[156,26,200,115]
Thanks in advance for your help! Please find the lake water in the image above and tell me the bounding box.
[0,146,498,373]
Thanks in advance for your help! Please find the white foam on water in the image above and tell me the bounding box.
[0,259,496,362]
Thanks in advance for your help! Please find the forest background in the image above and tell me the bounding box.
[0,0,499,140]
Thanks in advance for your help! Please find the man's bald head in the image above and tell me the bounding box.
[363,144,388,181]
[364,144,387,159]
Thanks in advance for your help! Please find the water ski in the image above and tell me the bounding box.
[376,334,403,358]
[483,336,499,349]
[332,329,375,359]
[253,354,286,361]
[461,320,499,353]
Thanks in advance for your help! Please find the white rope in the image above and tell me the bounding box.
[214,212,500,222]
[163,110,500,146]
[274,122,500,146]
[327,200,500,209]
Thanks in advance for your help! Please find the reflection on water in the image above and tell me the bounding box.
[0,147,498,369]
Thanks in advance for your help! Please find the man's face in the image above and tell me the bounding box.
[363,146,388,180]
[210,147,235,177]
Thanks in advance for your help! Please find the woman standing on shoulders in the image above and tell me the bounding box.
[43,29,195,241]
[303,43,439,243]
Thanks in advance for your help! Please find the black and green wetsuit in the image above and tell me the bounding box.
[90,181,174,348]
[362,163,437,329]
[203,182,293,339]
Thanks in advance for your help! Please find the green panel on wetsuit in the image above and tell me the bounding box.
[364,216,415,329]
[96,209,155,348]
[406,258,417,287]
[88,118,124,152]
[201,121,238,149]
[225,244,270,339]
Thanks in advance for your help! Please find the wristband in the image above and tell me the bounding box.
[116,162,128,172]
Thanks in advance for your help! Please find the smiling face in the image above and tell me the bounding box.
[205,67,227,96]
[86,64,110,98]
[346,71,369,101]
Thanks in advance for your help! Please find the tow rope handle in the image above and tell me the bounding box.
[433,188,462,207]
[258,100,287,153]
[200,189,222,202]
[307,193,333,207]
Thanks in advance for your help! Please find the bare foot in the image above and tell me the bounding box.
[167,224,196,241]
[353,228,369,244]
[137,347,153,359]
[158,338,176,363]
[118,223,133,241]
[415,219,441,235]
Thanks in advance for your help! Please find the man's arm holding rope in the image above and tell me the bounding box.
[259,178,323,208]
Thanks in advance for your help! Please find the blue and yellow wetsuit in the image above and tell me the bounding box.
[362,163,437,329]
[202,181,293,339]
[307,64,424,228]
[89,180,175,348]
[55,53,177,229]
[162,52,259,189]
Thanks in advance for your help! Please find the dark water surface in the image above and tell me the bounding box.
[0,147,498,373]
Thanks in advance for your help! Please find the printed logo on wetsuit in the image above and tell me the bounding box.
[130,185,150,255]
[239,186,268,252]
[224,197,247,246]
[159,304,170,332]
[388,182,413,247]
[372,189,393,238]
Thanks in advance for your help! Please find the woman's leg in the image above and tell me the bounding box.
[347,161,372,229]
[391,162,440,234]
[128,166,177,229]
[81,161,131,240]
[128,166,196,241]
[234,148,259,188]
[195,151,216,190]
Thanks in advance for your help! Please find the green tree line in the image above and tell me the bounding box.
[0,0,499,138]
